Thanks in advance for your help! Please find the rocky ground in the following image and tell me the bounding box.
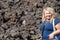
[0,0,60,40]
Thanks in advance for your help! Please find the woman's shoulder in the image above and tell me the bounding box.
[40,22,46,27]
[54,18,60,25]
[40,22,45,25]
[55,18,60,22]
[40,21,47,25]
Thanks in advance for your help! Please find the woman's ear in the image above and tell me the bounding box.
[55,23,60,30]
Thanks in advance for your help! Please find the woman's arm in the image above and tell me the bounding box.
[52,23,60,35]
[49,23,60,40]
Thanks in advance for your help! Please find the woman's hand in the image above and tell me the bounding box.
[49,33,54,40]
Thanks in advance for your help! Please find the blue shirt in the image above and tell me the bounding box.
[40,18,60,40]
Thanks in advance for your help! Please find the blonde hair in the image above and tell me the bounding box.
[42,7,55,22]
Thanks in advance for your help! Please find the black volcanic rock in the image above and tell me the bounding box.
[0,0,60,40]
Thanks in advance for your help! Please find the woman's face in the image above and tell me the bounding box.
[45,10,52,20]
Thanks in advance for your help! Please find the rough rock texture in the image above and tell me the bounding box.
[0,0,60,40]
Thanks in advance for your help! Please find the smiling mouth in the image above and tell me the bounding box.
[46,16,50,17]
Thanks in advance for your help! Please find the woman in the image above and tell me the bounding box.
[40,7,60,40]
